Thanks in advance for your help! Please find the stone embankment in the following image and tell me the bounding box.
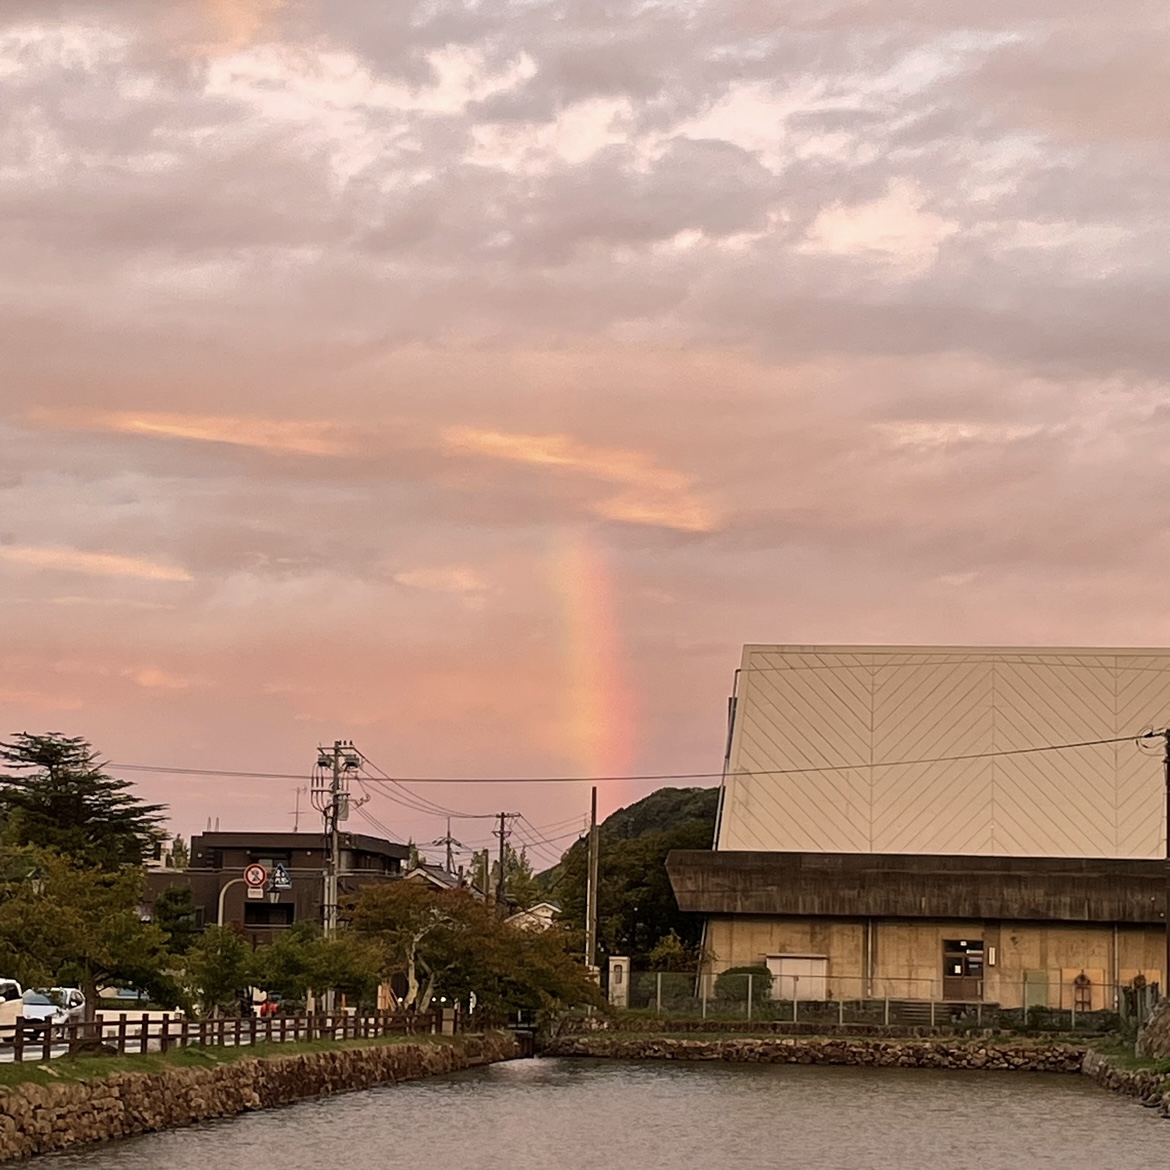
[547,1033,1170,1115]
[0,1033,519,1161]
[544,1034,1085,1072]
[1082,1049,1170,1115]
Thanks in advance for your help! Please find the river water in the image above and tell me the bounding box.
[45,1057,1167,1169]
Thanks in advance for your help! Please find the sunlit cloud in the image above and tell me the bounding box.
[393,567,486,594]
[28,410,349,457]
[124,667,196,690]
[799,180,957,277]
[0,545,192,582]
[202,0,286,54]
[874,421,1049,450]
[442,428,719,533]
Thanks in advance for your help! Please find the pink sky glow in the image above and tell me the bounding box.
[2,1,1169,868]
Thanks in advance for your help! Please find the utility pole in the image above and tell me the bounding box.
[312,741,361,939]
[291,785,305,833]
[432,818,464,875]
[1163,730,1170,998]
[495,811,509,918]
[585,786,599,973]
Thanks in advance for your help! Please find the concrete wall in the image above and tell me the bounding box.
[721,645,1170,858]
[705,915,1165,1008]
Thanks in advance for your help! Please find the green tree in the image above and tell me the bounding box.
[186,925,253,1017]
[0,850,177,1019]
[154,886,198,955]
[648,929,699,972]
[352,880,462,1010]
[351,882,602,1017]
[309,931,382,1007]
[251,922,319,1004]
[0,733,166,869]
[502,845,541,909]
[551,787,718,963]
[252,923,382,1009]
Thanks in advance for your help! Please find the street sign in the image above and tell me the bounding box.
[271,863,292,891]
[247,887,264,900]
[244,863,268,889]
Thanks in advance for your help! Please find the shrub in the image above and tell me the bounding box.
[715,965,772,1003]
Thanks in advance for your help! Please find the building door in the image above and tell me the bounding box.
[765,954,828,1000]
[942,939,984,1000]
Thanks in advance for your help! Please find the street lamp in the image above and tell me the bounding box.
[217,878,247,926]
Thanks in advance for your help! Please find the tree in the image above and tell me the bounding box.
[648,929,699,972]
[185,925,253,1017]
[351,881,461,1010]
[154,886,198,955]
[351,882,602,1017]
[252,923,382,1009]
[0,849,178,1019]
[551,787,718,963]
[0,733,166,869]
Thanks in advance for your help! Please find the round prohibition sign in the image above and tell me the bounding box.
[244,863,268,889]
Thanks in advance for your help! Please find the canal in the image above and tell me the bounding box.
[45,1057,1168,1168]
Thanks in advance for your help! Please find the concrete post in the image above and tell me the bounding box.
[656,972,662,1016]
[746,973,753,1021]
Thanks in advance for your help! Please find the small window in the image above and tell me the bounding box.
[613,965,624,986]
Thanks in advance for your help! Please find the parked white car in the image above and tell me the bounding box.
[43,987,85,1023]
[18,991,68,1038]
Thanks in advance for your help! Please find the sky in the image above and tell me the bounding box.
[2,1,1169,870]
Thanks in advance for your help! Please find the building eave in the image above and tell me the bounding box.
[667,849,1168,924]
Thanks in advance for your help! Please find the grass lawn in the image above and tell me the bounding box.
[0,1032,456,1092]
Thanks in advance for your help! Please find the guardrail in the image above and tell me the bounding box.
[0,1010,439,1064]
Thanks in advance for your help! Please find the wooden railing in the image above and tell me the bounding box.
[0,1010,438,1063]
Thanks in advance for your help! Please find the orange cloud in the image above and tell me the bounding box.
[28,409,349,457]
[204,0,287,54]
[442,427,719,533]
[0,546,193,582]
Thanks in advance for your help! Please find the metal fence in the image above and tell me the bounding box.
[0,1010,441,1064]
[616,970,1161,1031]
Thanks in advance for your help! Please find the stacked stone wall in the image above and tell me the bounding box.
[0,1033,519,1161]
[543,1034,1085,1070]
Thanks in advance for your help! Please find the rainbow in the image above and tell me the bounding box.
[550,529,633,789]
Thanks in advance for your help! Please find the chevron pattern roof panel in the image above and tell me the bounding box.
[718,645,1170,858]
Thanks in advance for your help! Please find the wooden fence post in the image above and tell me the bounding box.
[117,1014,128,1056]
[140,1014,150,1055]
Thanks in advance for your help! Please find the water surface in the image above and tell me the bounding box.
[46,1057,1168,1169]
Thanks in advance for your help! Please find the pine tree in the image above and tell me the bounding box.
[0,733,167,869]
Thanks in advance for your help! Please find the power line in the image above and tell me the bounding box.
[356,751,476,818]
[111,732,1154,785]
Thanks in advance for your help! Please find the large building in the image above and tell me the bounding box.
[668,645,1170,1008]
[145,831,409,947]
